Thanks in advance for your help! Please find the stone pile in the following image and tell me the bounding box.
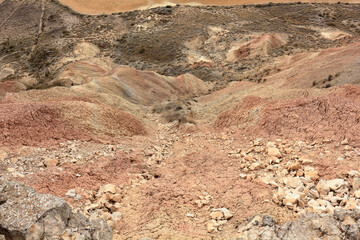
[237,210,360,240]
[207,208,233,233]
[233,139,360,216]
[66,184,124,231]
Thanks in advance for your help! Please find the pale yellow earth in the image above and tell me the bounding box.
[58,0,360,14]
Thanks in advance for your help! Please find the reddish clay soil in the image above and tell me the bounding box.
[1,5,360,236]
[0,98,146,146]
[0,81,26,100]
[22,132,292,239]
[265,42,360,89]
[215,85,360,146]
[228,33,287,61]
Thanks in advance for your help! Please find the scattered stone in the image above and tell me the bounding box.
[218,208,233,220]
[283,192,300,206]
[74,194,82,201]
[249,162,262,171]
[239,173,247,179]
[304,170,319,181]
[343,215,356,225]
[206,222,216,233]
[0,150,8,161]
[299,158,313,164]
[210,211,223,220]
[109,194,122,202]
[348,170,360,177]
[43,158,59,167]
[284,177,303,189]
[316,179,330,195]
[267,147,281,158]
[239,213,345,240]
[352,178,360,191]
[326,179,346,191]
[98,184,117,194]
[11,172,25,178]
[111,212,122,221]
[354,190,360,198]
[65,189,76,198]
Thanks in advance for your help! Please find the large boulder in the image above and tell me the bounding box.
[0,180,112,240]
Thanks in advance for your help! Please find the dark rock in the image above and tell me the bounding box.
[262,215,275,227]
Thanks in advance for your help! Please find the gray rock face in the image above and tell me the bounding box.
[238,211,360,240]
[282,213,341,240]
[0,180,112,240]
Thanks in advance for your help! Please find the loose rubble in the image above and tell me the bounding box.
[207,208,233,233]
[234,139,360,217]
[237,210,360,240]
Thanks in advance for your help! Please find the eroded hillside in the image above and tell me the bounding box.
[1,1,360,239]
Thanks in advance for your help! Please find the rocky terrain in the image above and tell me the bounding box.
[57,0,360,14]
[1,0,360,239]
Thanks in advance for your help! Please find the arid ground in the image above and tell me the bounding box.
[57,0,360,14]
[1,0,360,239]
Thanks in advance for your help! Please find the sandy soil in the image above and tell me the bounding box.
[58,0,360,14]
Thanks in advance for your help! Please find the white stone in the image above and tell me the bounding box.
[300,158,313,164]
[98,184,117,194]
[239,174,247,179]
[341,139,349,145]
[0,150,8,161]
[283,192,300,205]
[74,194,82,201]
[354,190,360,198]
[352,178,360,191]
[326,179,346,191]
[316,180,330,195]
[218,208,233,220]
[210,211,223,220]
[267,147,281,158]
[284,177,303,189]
[111,212,122,221]
[348,170,360,177]
[65,189,76,198]
[326,204,335,214]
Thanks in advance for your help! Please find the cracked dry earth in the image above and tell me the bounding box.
[1,1,360,239]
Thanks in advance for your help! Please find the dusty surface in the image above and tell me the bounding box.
[57,0,360,14]
[1,1,360,239]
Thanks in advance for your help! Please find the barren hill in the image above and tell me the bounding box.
[1,1,360,239]
[57,0,360,14]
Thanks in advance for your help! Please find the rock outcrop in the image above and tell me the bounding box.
[0,180,112,240]
[238,210,360,240]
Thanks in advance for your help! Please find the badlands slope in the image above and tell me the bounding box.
[1,0,360,239]
[57,0,360,14]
